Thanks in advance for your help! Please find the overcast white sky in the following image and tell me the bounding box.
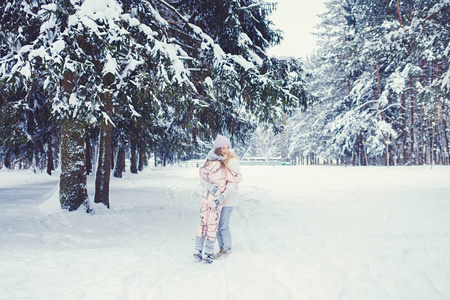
[267,0,327,59]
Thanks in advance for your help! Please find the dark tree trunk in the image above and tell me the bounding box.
[138,148,145,171]
[59,119,90,211]
[46,144,54,176]
[85,129,92,175]
[111,142,115,170]
[401,92,407,165]
[59,70,90,212]
[130,130,138,173]
[94,73,115,208]
[113,145,125,178]
[442,117,449,165]
[138,134,146,171]
[5,150,12,169]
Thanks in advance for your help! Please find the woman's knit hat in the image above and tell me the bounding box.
[213,135,231,149]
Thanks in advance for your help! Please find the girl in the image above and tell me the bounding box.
[194,135,242,263]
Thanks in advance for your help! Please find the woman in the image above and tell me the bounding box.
[213,137,241,259]
[194,135,242,263]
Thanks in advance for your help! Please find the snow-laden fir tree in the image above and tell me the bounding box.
[1,0,310,211]
[0,0,60,173]
[287,0,449,166]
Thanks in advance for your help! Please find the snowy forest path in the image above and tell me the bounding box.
[1,166,450,299]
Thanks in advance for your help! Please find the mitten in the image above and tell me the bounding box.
[206,182,220,196]
[211,194,225,207]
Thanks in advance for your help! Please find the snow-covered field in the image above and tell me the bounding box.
[1,165,449,300]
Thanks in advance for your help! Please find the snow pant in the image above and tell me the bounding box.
[217,206,234,251]
[195,202,222,255]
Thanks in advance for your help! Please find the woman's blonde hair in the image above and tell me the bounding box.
[214,147,239,168]
[223,151,239,168]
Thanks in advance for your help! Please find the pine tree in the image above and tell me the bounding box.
[0,0,59,171]
[1,0,311,211]
[287,0,449,166]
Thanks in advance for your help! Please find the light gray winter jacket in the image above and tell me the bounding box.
[221,157,240,207]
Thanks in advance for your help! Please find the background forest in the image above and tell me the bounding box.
[0,0,308,211]
[1,0,449,211]
[286,0,449,167]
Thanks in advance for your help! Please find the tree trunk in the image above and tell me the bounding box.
[114,145,125,178]
[94,123,112,207]
[362,135,369,166]
[401,92,407,164]
[46,144,54,176]
[5,150,12,169]
[59,69,90,212]
[85,129,92,175]
[138,145,145,171]
[138,130,146,171]
[130,130,138,173]
[94,73,115,208]
[375,60,391,167]
[376,60,383,117]
[437,59,449,165]
[386,143,390,167]
[396,0,402,26]
[410,75,415,164]
[111,142,115,170]
[441,114,449,165]
[60,119,90,211]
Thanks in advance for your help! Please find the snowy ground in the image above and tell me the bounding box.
[1,164,450,300]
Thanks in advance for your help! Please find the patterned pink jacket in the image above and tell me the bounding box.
[199,160,242,207]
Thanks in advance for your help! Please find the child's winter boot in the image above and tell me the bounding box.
[193,250,202,261]
[203,253,214,264]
